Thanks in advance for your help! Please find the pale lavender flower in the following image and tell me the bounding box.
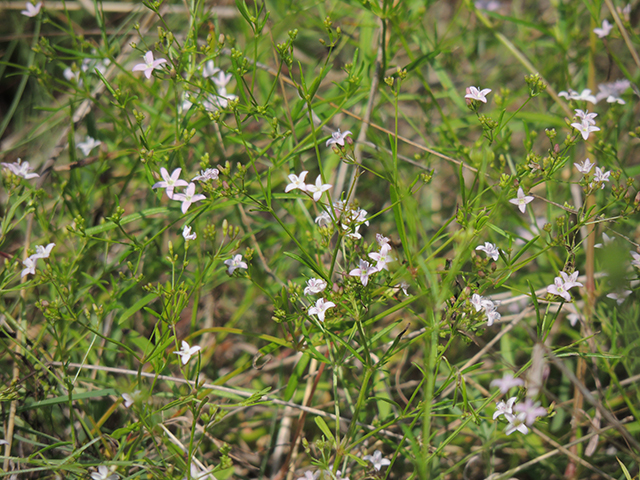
[369,244,393,271]
[476,242,499,261]
[490,374,524,394]
[509,187,534,213]
[132,51,168,79]
[567,312,581,327]
[21,2,41,16]
[486,308,501,326]
[308,298,335,322]
[182,225,197,241]
[173,341,201,365]
[593,19,614,38]
[363,450,391,471]
[574,109,598,125]
[595,79,630,104]
[349,259,378,286]
[1,158,39,179]
[504,412,529,435]
[201,60,220,78]
[607,290,632,305]
[211,71,233,90]
[121,390,140,408]
[558,88,597,103]
[574,158,595,175]
[90,465,119,480]
[192,168,219,182]
[632,251,640,268]
[571,120,600,140]
[470,293,485,312]
[285,171,308,192]
[514,398,547,425]
[304,278,327,295]
[172,182,206,213]
[547,271,583,302]
[594,232,614,248]
[32,243,55,260]
[326,128,352,147]
[306,175,332,202]
[21,257,37,278]
[296,471,319,480]
[315,211,332,227]
[591,167,611,189]
[465,86,491,103]
[224,254,248,275]
[152,167,189,199]
[493,396,517,420]
[376,234,390,247]
[77,136,101,156]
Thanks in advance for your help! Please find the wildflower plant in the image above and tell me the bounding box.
[0,0,639,479]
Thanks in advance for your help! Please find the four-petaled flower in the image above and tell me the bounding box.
[574,158,595,175]
[77,136,101,156]
[631,251,640,268]
[192,168,219,182]
[476,242,499,261]
[21,257,37,278]
[349,259,378,286]
[182,225,197,241]
[606,290,632,305]
[547,270,583,302]
[224,254,248,275]
[509,187,534,213]
[121,390,140,408]
[514,398,548,425]
[326,129,352,147]
[559,88,596,103]
[90,465,119,480]
[591,166,611,189]
[33,243,55,260]
[595,232,614,249]
[304,278,327,296]
[504,412,529,435]
[490,373,524,394]
[363,450,391,471]
[285,171,308,193]
[308,298,335,322]
[201,60,220,78]
[571,120,600,140]
[376,234,390,247]
[153,167,189,199]
[493,396,517,420]
[574,109,597,125]
[21,1,41,17]
[315,211,332,227]
[132,51,168,79]
[594,19,614,38]
[1,158,39,179]
[369,244,393,271]
[173,340,201,365]
[465,86,491,103]
[186,463,215,480]
[306,175,332,202]
[172,182,206,213]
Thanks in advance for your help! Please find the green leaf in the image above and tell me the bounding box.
[314,416,335,443]
[118,293,158,325]
[617,457,633,480]
[284,353,310,402]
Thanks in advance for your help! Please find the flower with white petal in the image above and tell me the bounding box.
[90,465,119,480]
[567,312,581,327]
[182,225,197,241]
[632,251,640,268]
[574,158,595,175]
[212,71,233,90]
[304,278,327,296]
[326,129,352,147]
[470,293,484,312]
[172,182,206,214]
[132,51,168,79]
[485,308,501,326]
[465,86,491,103]
[315,211,332,227]
[590,167,611,189]
[571,120,600,140]
[363,450,391,471]
[32,243,55,260]
[77,136,101,156]
[369,244,393,271]
[21,2,41,17]
[493,396,517,420]
[121,390,140,408]
[308,298,335,322]
[504,412,529,435]
[152,167,189,199]
[306,175,332,202]
[201,60,220,78]
[192,168,219,182]
[1,158,39,179]
[607,290,632,305]
[397,281,409,296]
[185,463,215,480]
[349,259,378,286]
[574,109,597,125]
[376,234,390,247]
[595,232,614,249]
[547,270,583,302]
[296,471,319,480]
[21,257,37,278]
[285,171,308,193]
[509,187,534,214]
[558,88,597,103]
[490,374,524,394]
[593,19,614,38]
[475,242,499,261]
[224,254,248,275]
[514,398,547,425]
[595,79,630,104]
[173,340,201,365]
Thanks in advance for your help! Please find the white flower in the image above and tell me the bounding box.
[296,471,319,480]
[202,91,238,111]
[1,158,39,179]
[558,88,597,103]
[173,340,201,365]
[32,243,55,259]
[308,298,335,322]
[344,224,362,240]
[131,51,168,79]
[595,79,630,104]
[21,1,41,16]
[574,158,595,174]
[121,390,140,408]
[514,398,547,425]
[192,168,219,182]
[504,412,529,435]
[465,86,491,103]
[224,254,248,275]
[185,463,215,480]
[490,373,524,394]
[212,71,233,90]
[326,128,352,147]
[152,167,189,199]
[567,312,581,327]
[571,120,600,140]
[362,450,391,471]
[591,167,611,189]
[285,171,308,193]
[547,271,583,302]
[397,281,409,296]
[349,259,378,286]
[90,465,119,480]
[77,136,101,156]
[493,396,517,420]
[304,278,327,295]
[475,242,499,261]
[306,175,332,202]
[470,293,485,312]
[201,60,220,78]
[21,257,37,278]
[595,232,614,248]
[509,187,534,213]
[631,251,640,268]
[485,308,501,326]
[315,211,332,227]
[182,225,197,241]
[172,182,206,214]
[574,109,598,125]
[376,234,390,247]
[368,244,393,271]
[594,19,614,38]
[606,290,632,305]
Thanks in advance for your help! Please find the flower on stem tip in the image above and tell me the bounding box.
[490,373,524,394]
[593,19,614,38]
[21,257,37,278]
[90,465,119,480]
[182,225,197,241]
[363,450,391,471]
[304,278,327,295]
[201,60,220,78]
[574,109,597,125]
[571,120,600,140]
[121,390,140,408]
[590,167,611,189]
[493,396,516,420]
[132,51,168,79]
[349,259,378,286]
[173,341,201,365]
[306,175,332,202]
[368,244,393,271]
[465,86,491,103]
[558,88,596,103]
[632,251,640,268]
[514,398,548,425]
[192,168,219,182]
[224,254,248,275]
[1,158,39,179]
[77,136,101,156]
[574,158,595,175]
[172,182,206,214]
[296,471,319,480]
[475,242,499,261]
[504,412,529,435]
[308,298,335,322]
[606,290,632,305]
[152,167,189,199]
[595,233,614,248]
[509,187,534,213]
[21,2,41,16]
[547,270,583,302]
[285,171,308,192]
[326,128,352,147]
